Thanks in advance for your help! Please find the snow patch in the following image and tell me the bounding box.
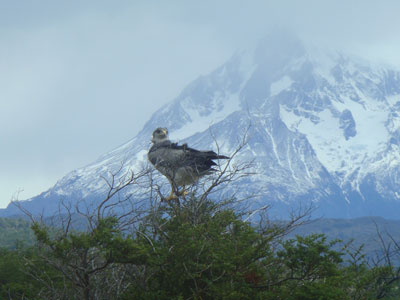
[270,76,293,96]
[171,93,241,140]
[280,99,389,177]
[135,149,148,161]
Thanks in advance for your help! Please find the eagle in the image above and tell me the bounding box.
[148,127,229,200]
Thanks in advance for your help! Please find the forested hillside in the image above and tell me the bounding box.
[0,217,34,248]
[1,163,400,299]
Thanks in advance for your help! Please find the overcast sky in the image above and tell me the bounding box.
[1,0,400,208]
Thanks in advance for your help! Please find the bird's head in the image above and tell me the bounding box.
[151,127,169,144]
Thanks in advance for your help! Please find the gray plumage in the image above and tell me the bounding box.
[147,127,229,199]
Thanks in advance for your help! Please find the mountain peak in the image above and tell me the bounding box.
[3,34,400,219]
[255,30,305,64]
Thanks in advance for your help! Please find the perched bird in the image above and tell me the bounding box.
[148,127,229,200]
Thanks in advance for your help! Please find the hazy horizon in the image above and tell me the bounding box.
[2,0,400,208]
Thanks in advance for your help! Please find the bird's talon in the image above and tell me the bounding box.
[165,193,178,201]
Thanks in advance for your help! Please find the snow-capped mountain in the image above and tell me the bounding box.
[3,32,400,218]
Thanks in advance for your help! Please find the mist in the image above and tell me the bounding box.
[1,0,400,207]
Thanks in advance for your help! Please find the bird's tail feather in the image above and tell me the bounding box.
[216,155,229,159]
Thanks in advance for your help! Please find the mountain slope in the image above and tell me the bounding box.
[3,32,400,218]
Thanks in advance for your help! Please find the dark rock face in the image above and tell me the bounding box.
[339,109,356,140]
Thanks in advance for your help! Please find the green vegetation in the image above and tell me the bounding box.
[2,154,400,299]
[2,215,399,256]
[1,199,400,299]
[0,217,34,249]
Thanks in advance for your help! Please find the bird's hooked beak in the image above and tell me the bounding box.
[160,128,168,136]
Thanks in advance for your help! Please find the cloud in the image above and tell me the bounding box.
[1,0,400,207]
